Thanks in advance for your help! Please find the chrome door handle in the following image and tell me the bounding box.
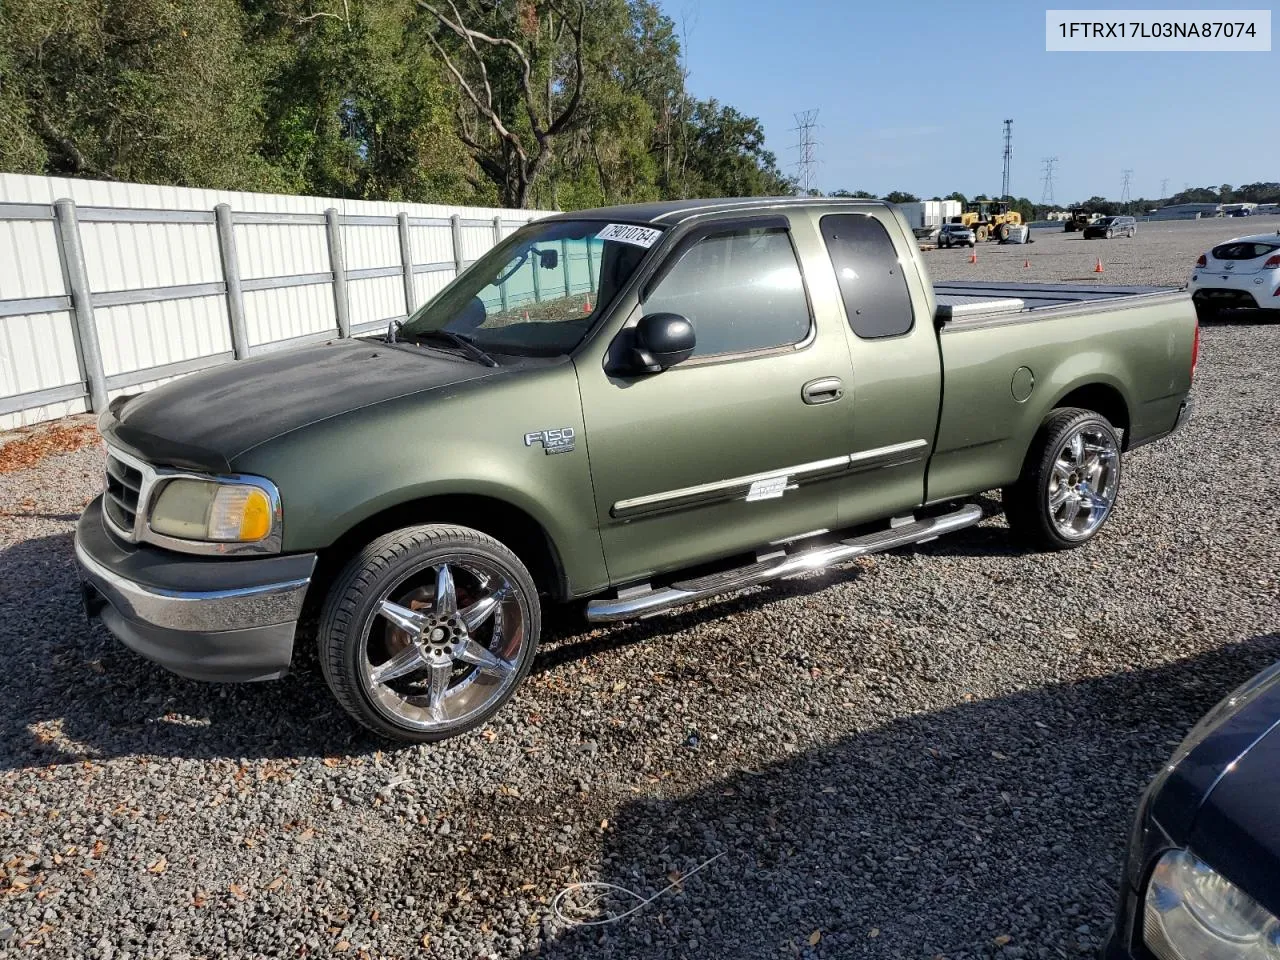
[801,377,844,405]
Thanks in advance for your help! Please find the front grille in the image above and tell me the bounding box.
[104,454,143,537]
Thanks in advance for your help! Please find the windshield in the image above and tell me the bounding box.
[399,219,660,357]
[1095,217,1116,225]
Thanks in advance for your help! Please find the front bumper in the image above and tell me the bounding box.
[75,496,317,682]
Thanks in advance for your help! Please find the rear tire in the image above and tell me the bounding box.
[1003,408,1122,551]
[997,223,1011,242]
[318,524,541,743]
[976,226,989,242]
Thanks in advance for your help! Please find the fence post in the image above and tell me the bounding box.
[214,204,251,360]
[325,208,351,338]
[586,239,598,292]
[492,216,508,310]
[450,214,464,274]
[397,212,416,317]
[52,199,108,413]
[559,238,572,295]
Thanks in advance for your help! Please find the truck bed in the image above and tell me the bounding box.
[934,280,1176,322]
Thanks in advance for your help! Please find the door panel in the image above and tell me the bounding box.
[577,347,854,585]
[577,219,855,585]
[814,212,942,525]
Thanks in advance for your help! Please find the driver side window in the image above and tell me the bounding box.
[642,227,811,359]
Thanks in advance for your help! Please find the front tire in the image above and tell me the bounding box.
[318,524,541,743]
[1003,408,1121,550]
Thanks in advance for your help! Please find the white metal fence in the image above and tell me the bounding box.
[0,173,546,428]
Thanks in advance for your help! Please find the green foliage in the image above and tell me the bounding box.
[883,190,919,204]
[2,0,281,189]
[0,0,791,209]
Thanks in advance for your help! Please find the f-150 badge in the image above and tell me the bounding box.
[524,427,576,455]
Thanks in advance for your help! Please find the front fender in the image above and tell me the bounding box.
[233,362,610,598]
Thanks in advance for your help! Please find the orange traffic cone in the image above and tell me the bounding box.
[969,249,977,264]
[583,297,592,312]
[1094,257,1104,273]
[1023,259,1030,268]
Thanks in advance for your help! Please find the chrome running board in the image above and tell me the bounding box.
[585,503,983,623]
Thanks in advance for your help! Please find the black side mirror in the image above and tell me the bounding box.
[537,248,558,270]
[632,313,695,373]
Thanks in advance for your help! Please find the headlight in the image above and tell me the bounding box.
[149,478,276,544]
[1144,850,1280,960]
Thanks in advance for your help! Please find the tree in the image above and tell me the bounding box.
[2,0,280,189]
[1080,195,1118,215]
[676,99,793,198]
[945,191,967,206]
[0,0,796,211]
[416,0,587,208]
[830,189,875,199]
[883,190,919,204]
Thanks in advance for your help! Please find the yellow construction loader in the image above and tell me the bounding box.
[954,200,1023,242]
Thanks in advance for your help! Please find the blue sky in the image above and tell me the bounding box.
[666,0,1277,202]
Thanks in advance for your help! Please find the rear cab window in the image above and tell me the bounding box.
[819,214,915,339]
[1212,241,1279,260]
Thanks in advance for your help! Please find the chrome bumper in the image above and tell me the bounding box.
[75,496,316,682]
[74,537,310,633]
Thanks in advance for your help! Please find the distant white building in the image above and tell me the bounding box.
[894,199,962,228]
[1150,202,1223,220]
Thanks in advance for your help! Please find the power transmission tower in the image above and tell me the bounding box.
[1120,169,1134,213]
[1160,178,1170,200]
[1001,119,1013,199]
[790,109,821,195]
[1040,157,1058,206]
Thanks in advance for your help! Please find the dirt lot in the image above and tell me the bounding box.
[1,216,1278,960]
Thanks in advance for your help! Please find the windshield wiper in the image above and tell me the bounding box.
[406,329,498,367]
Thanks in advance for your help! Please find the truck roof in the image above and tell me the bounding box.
[545,196,888,226]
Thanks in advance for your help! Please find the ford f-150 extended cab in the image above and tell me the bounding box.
[75,198,1197,742]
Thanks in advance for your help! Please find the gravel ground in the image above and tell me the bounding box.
[2,217,1278,959]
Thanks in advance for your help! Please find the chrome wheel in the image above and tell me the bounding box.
[358,557,527,733]
[1047,424,1119,540]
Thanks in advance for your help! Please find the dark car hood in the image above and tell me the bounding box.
[103,339,495,473]
[1150,660,1280,916]
[1186,717,1280,917]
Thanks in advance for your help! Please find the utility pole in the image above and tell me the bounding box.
[791,109,820,195]
[1001,119,1013,200]
[1120,169,1134,213]
[1040,156,1058,207]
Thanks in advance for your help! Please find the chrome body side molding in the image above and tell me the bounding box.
[610,439,930,520]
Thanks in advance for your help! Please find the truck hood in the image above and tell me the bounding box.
[103,339,496,473]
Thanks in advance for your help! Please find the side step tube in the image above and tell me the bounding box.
[585,503,983,623]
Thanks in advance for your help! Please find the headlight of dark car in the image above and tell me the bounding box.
[1144,850,1280,960]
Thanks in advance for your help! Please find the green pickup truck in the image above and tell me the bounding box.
[75,198,1197,742]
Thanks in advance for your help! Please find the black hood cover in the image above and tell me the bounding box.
[1187,721,1280,917]
[103,339,492,472]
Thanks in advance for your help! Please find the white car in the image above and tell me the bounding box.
[1188,231,1280,318]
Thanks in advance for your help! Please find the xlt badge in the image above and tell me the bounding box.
[524,427,576,455]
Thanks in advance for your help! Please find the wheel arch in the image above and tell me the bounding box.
[1051,381,1132,448]
[301,493,571,623]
